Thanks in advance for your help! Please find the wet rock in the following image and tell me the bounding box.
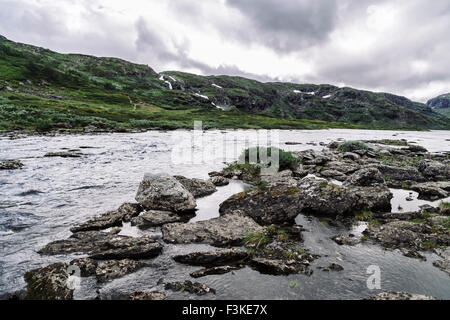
[249,258,313,276]
[70,203,143,232]
[95,259,144,283]
[410,182,450,201]
[406,145,428,153]
[219,184,301,225]
[24,263,73,300]
[417,160,450,181]
[0,160,24,170]
[129,291,166,300]
[331,235,360,246]
[323,161,360,175]
[135,173,196,212]
[343,168,385,187]
[174,175,217,198]
[209,176,229,186]
[320,263,344,271]
[162,210,264,246]
[366,291,436,300]
[220,177,392,223]
[164,280,216,296]
[364,220,450,251]
[400,248,426,260]
[190,265,243,278]
[260,170,297,187]
[69,258,98,277]
[44,151,83,158]
[173,248,249,266]
[39,231,163,260]
[432,260,450,276]
[318,169,347,181]
[131,210,194,228]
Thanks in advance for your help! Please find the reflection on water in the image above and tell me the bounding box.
[0,129,449,299]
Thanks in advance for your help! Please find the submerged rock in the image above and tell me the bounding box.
[173,249,249,266]
[131,210,194,228]
[174,175,217,198]
[0,160,24,170]
[44,151,83,158]
[39,231,163,260]
[135,173,196,212]
[70,203,143,232]
[366,291,436,300]
[164,280,216,296]
[249,258,313,276]
[24,263,73,300]
[162,211,264,246]
[190,265,243,278]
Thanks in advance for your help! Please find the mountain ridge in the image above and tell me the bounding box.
[0,35,449,131]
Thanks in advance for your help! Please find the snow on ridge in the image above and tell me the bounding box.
[194,93,209,100]
[212,83,223,89]
[211,102,225,110]
[322,94,332,99]
[293,90,315,95]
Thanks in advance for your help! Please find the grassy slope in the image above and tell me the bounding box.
[0,36,448,132]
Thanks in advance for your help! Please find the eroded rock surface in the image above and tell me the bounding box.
[131,210,194,228]
[24,263,72,300]
[174,175,217,198]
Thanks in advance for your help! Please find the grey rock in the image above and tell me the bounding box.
[164,280,216,296]
[249,258,313,276]
[162,211,264,246]
[366,291,436,300]
[95,259,144,283]
[0,160,24,170]
[343,152,360,161]
[190,265,243,278]
[417,160,450,181]
[69,258,98,277]
[209,176,229,186]
[129,291,166,300]
[410,182,450,201]
[135,173,196,212]
[344,168,385,187]
[131,210,194,228]
[174,175,217,198]
[44,151,83,158]
[24,263,73,300]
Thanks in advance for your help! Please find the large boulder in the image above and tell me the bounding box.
[410,182,450,201]
[343,168,385,187]
[161,211,264,246]
[174,175,217,198]
[24,263,73,300]
[135,173,196,212]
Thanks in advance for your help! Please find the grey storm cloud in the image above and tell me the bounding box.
[0,0,449,101]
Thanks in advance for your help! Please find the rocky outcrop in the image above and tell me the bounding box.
[162,211,264,246]
[95,259,144,283]
[173,249,249,266]
[135,173,196,212]
[220,176,392,224]
[70,203,143,232]
[343,168,385,187]
[249,258,312,276]
[174,175,217,198]
[69,258,98,277]
[131,210,194,228]
[375,164,425,187]
[39,231,163,260]
[417,160,450,181]
[0,160,24,170]
[366,291,436,300]
[24,263,73,300]
[190,265,243,278]
[363,220,450,252]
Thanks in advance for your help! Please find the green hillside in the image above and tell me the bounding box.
[0,35,448,132]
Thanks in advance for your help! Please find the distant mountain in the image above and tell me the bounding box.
[427,93,450,118]
[0,35,449,131]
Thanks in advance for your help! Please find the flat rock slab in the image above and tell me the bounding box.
[162,211,264,247]
[190,265,243,278]
[135,173,196,212]
[173,248,249,266]
[24,263,73,300]
[131,210,194,228]
[70,203,143,232]
[39,231,162,260]
[96,259,144,283]
[129,291,166,300]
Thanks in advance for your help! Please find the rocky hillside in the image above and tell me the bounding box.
[427,93,450,118]
[0,35,449,131]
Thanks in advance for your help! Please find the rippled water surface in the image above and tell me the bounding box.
[1,129,449,299]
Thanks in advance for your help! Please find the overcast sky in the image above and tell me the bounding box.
[0,0,449,102]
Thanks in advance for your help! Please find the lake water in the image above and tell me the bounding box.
[1,129,449,299]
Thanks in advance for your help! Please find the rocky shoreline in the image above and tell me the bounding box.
[3,139,449,300]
